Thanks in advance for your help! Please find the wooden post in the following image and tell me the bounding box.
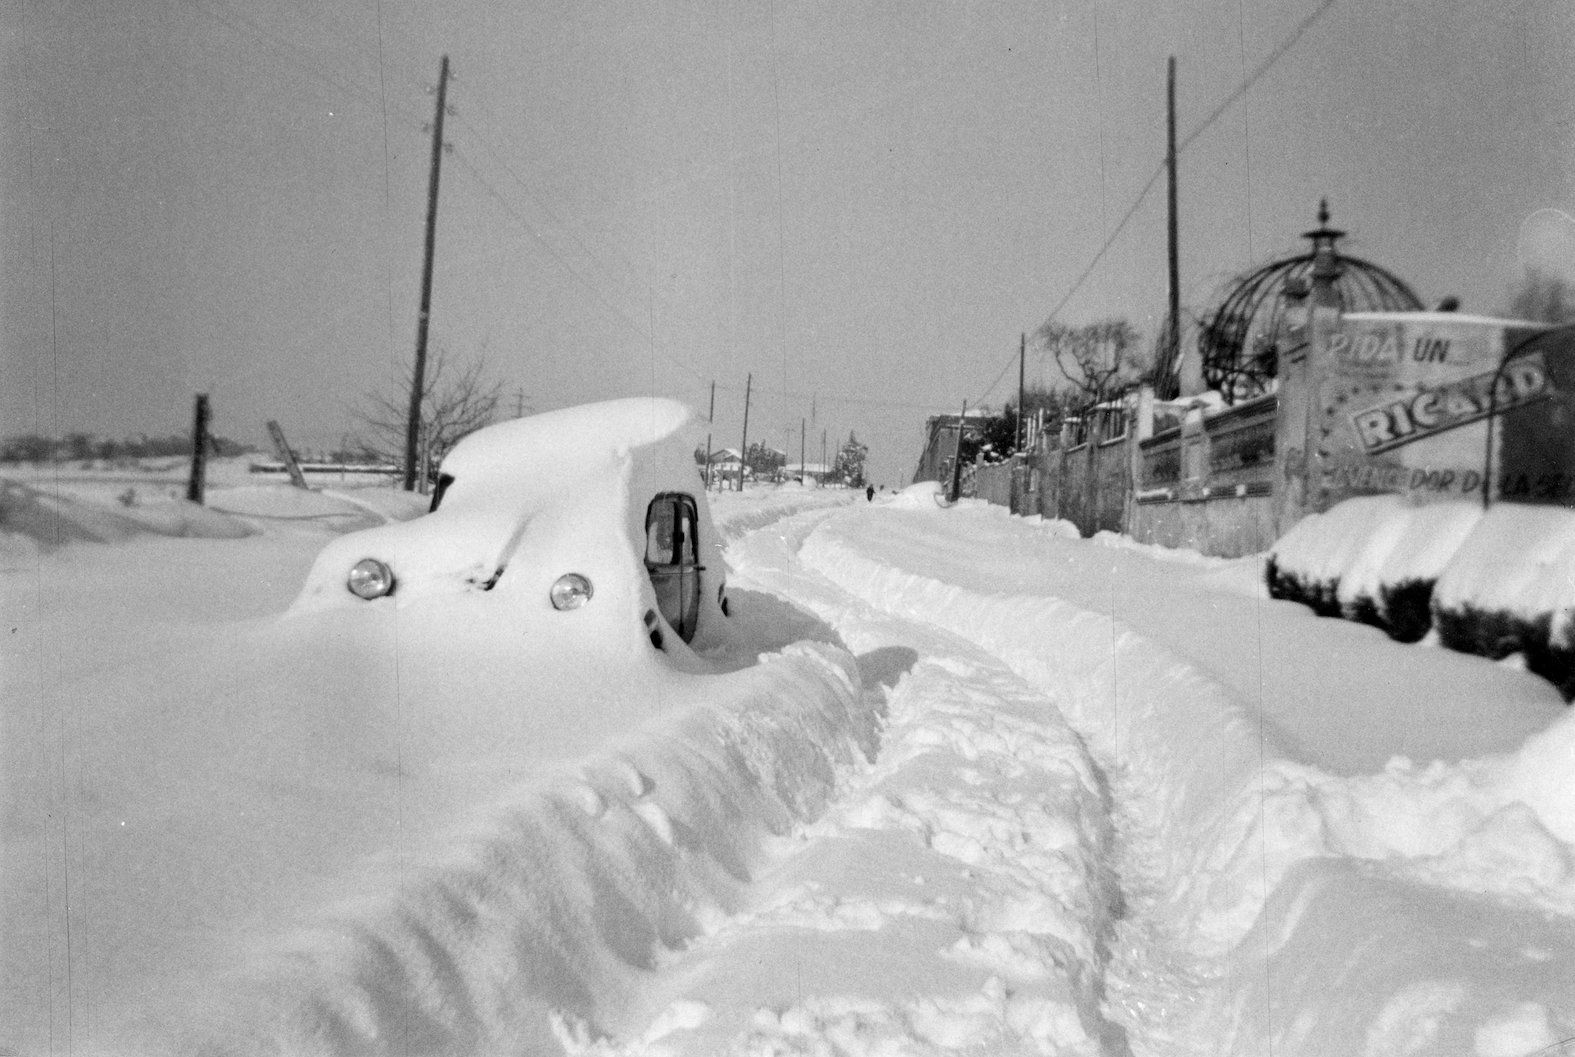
[1018,332,1027,451]
[267,420,310,490]
[186,393,210,504]
[949,401,967,503]
[404,54,451,492]
[800,418,806,481]
[738,372,752,493]
[703,380,715,490]
[1166,56,1184,393]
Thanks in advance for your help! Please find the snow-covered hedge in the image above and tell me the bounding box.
[1433,506,1575,697]
[1269,497,1575,697]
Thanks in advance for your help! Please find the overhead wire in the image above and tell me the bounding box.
[186,0,427,128]
[971,0,1341,407]
[451,108,651,306]
[445,146,711,387]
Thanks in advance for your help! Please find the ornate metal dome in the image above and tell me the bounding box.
[1172,201,1423,402]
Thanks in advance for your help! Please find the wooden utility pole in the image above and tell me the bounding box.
[1017,332,1027,451]
[821,429,827,485]
[186,393,210,504]
[949,401,967,503]
[404,54,451,492]
[738,373,752,493]
[703,380,715,490]
[1166,55,1182,391]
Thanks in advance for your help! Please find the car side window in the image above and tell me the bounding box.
[644,493,698,565]
[645,500,677,564]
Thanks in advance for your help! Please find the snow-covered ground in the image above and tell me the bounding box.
[4,466,1574,1056]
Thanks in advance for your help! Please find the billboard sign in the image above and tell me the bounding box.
[1312,315,1574,509]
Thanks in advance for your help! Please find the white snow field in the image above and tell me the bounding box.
[5,465,1575,1056]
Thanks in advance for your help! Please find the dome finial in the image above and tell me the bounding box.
[1318,198,1331,227]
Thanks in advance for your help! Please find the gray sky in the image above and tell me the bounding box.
[5,0,1573,486]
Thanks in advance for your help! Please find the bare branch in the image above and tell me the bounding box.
[356,342,505,485]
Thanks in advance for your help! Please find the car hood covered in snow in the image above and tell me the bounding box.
[290,397,731,655]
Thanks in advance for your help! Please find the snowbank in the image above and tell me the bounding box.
[1272,497,1575,693]
[168,641,877,1057]
[4,598,880,1055]
[207,483,413,528]
[889,480,948,508]
[797,504,1575,1052]
[707,484,857,542]
[1090,529,1232,566]
[0,476,255,560]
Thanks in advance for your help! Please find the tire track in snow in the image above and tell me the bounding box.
[572,510,1131,1055]
[793,505,1575,1056]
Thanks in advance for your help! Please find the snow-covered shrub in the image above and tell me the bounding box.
[1270,498,1488,644]
[1267,497,1407,618]
[1334,503,1415,629]
[1372,501,1483,642]
[1432,505,1575,698]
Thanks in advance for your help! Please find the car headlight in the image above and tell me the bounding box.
[346,558,395,600]
[550,573,594,611]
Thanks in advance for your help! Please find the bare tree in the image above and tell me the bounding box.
[1035,318,1147,405]
[358,347,503,491]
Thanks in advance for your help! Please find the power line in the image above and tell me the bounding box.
[451,110,651,309]
[972,0,1341,405]
[446,147,710,387]
[186,0,427,127]
[1178,0,1337,158]
[712,380,958,414]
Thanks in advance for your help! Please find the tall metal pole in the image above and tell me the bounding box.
[738,373,752,493]
[404,54,451,492]
[703,380,715,490]
[1166,55,1182,392]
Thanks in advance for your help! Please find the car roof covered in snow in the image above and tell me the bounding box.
[290,398,708,611]
[441,397,696,486]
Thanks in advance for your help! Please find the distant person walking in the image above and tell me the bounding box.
[866,484,875,502]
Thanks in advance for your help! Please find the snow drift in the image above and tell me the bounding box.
[0,476,255,557]
[797,501,1575,1054]
[1271,497,1575,695]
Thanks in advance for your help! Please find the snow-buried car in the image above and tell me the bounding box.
[292,398,732,660]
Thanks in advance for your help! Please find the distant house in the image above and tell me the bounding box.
[701,447,742,488]
[786,461,833,485]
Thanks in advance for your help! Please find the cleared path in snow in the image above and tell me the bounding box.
[576,508,1133,1055]
[792,497,1575,1056]
[605,496,1575,1056]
